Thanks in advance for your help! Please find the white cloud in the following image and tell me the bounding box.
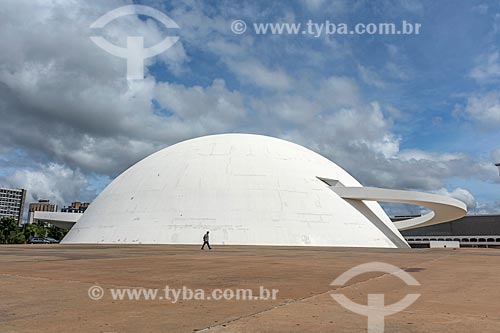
[385,62,411,80]
[4,163,93,208]
[251,95,320,125]
[465,92,500,126]
[154,79,247,131]
[397,150,466,162]
[226,60,293,91]
[470,50,500,83]
[318,76,361,107]
[358,64,386,88]
[492,148,500,163]
[299,0,349,13]
[476,200,500,214]
[433,188,477,211]
[472,4,489,15]
[301,0,328,11]
[0,0,252,179]
[384,44,411,80]
[0,0,497,218]
[384,104,404,119]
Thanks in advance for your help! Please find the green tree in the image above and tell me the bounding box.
[1,218,69,244]
[46,225,68,240]
[0,218,26,244]
[33,223,47,238]
[0,217,18,243]
[22,223,38,240]
[8,229,25,243]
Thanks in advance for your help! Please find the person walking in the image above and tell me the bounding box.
[201,231,211,250]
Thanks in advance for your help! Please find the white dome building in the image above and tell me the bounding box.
[60,134,466,248]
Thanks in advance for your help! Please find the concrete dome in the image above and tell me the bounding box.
[62,134,407,247]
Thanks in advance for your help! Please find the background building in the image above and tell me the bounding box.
[27,199,58,224]
[0,188,26,225]
[399,214,500,247]
[61,201,89,213]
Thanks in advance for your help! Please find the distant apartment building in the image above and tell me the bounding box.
[0,188,27,225]
[61,201,89,213]
[27,199,58,224]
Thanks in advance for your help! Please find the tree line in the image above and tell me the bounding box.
[0,217,68,244]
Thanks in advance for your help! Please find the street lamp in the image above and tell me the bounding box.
[496,163,500,177]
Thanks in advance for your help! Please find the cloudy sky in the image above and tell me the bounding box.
[0,0,499,217]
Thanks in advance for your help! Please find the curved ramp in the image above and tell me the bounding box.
[328,185,467,231]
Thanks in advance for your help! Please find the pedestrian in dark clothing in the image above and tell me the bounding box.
[201,231,211,250]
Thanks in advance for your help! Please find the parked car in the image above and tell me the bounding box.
[27,237,50,244]
[44,237,59,244]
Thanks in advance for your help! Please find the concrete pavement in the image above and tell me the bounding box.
[1,245,499,332]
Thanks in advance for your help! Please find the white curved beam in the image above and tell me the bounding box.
[328,186,467,230]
